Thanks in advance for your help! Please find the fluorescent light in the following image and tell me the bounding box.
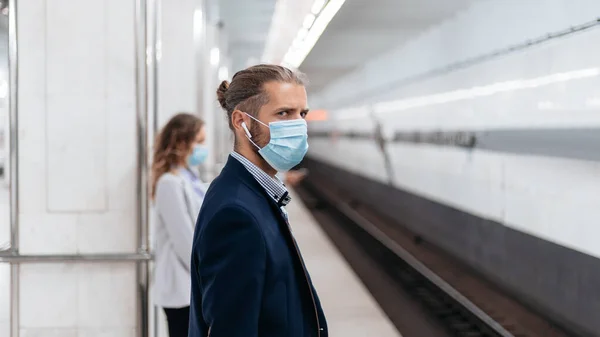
[193,8,204,40]
[210,47,220,66]
[218,66,229,81]
[297,27,309,40]
[311,0,327,14]
[156,40,162,61]
[303,14,316,29]
[282,0,346,68]
[373,67,600,114]
[146,46,152,66]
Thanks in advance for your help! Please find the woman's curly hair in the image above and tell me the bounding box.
[151,113,204,199]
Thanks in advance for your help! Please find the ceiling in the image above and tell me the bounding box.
[219,0,278,72]
[217,0,475,92]
[299,0,474,95]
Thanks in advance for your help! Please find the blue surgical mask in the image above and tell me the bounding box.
[244,113,309,172]
[187,144,208,167]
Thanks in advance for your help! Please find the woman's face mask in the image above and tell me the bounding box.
[187,144,209,167]
[242,113,309,172]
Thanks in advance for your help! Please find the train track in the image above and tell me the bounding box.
[295,175,577,337]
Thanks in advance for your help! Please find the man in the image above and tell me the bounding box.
[189,64,328,337]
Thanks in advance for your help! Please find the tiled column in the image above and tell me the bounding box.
[17,0,138,336]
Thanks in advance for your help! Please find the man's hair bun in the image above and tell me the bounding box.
[216,80,230,110]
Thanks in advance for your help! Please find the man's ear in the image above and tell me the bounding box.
[231,109,245,132]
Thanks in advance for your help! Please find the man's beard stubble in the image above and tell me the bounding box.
[249,119,269,151]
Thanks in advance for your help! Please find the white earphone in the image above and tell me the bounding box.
[241,122,253,139]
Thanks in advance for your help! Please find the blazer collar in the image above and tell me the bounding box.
[222,155,268,196]
[221,155,290,218]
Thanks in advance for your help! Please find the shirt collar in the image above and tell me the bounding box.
[231,151,291,206]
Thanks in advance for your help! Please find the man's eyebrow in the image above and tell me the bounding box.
[273,106,293,111]
[272,106,310,112]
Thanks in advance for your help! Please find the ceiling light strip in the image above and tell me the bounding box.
[374,67,600,114]
[282,0,346,68]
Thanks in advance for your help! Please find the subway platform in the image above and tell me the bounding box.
[285,189,400,337]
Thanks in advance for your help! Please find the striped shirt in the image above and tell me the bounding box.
[231,152,292,213]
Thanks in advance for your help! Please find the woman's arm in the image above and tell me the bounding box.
[155,175,195,271]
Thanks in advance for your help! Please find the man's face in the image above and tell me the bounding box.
[250,81,309,148]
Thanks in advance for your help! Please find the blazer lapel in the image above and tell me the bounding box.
[222,155,290,228]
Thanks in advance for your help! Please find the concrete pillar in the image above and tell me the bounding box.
[15,0,138,336]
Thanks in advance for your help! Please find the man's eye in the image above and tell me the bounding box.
[300,111,307,118]
[277,111,288,116]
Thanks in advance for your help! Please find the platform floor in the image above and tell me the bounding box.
[287,189,401,337]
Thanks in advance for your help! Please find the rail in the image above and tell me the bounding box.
[307,181,515,337]
[0,252,153,263]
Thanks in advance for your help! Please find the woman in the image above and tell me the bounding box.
[151,112,208,337]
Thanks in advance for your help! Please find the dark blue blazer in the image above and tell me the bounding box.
[189,155,328,337]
